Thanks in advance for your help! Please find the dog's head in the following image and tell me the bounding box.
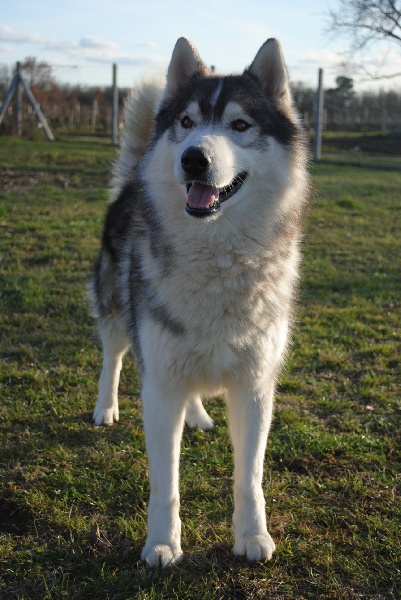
[148,37,303,219]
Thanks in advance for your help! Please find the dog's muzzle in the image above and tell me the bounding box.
[181,146,247,218]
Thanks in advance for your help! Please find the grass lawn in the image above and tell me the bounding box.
[0,136,400,599]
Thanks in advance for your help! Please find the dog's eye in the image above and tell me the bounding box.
[181,116,193,129]
[231,119,250,132]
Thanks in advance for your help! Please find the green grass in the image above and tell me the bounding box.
[0,137,400,599]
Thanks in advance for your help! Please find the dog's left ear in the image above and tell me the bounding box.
[248,39,291,106]
[165,37,209,98]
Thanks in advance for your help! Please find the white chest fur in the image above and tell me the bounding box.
[136,215,299,389]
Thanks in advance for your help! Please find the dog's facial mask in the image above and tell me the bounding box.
[160,37,293,218]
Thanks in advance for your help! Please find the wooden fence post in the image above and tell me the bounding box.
[91,98,98,132]
[16,62,22,137]
[0,61,55,140]
[314,68,324,162]
[112,63,118,145]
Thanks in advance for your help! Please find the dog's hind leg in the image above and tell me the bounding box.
[93,316,129,426]
[185,396,214,430]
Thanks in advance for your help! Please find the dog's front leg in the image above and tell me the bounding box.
[140,376,186,567]
[227,382,276,561]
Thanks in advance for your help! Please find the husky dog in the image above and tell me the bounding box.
[90,37,309,567]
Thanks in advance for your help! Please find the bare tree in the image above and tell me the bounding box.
[19,57,55,91]
[328,0,401,80]
[0,65,11,98]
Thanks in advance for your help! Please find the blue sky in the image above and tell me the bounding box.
[2,0,401,91]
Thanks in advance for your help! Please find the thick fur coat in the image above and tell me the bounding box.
[90,37,309,566]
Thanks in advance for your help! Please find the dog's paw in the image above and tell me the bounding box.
[185,397,214,430]
[185,411,214,430]
[141,543,183,568]
[233,533,276,562]
[93,402,119,426]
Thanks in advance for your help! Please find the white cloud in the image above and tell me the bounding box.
[79,36,119,50]
[43,36,120,58]
[1,25,164,69]
[43,39,76,52]
[288,44,401,90]
[0,25,43,44]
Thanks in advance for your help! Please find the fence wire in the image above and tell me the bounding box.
[0,62,400,140]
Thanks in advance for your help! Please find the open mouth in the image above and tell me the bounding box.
[185,172,248,218]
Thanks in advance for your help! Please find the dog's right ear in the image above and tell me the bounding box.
[165,37,208,98]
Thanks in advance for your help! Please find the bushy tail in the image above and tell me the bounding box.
[110,74,165,201]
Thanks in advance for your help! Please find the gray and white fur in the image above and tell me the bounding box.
[89,37,309,567]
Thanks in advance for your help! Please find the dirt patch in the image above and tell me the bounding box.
[0,499,35,536]
[0,169,71,191]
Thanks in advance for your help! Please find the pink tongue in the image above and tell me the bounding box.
[187,182,219,208]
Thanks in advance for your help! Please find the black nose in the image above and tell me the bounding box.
[181,146,211,177]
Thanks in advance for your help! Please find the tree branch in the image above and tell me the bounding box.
[327,0,401,78]
[328,0,401,47]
